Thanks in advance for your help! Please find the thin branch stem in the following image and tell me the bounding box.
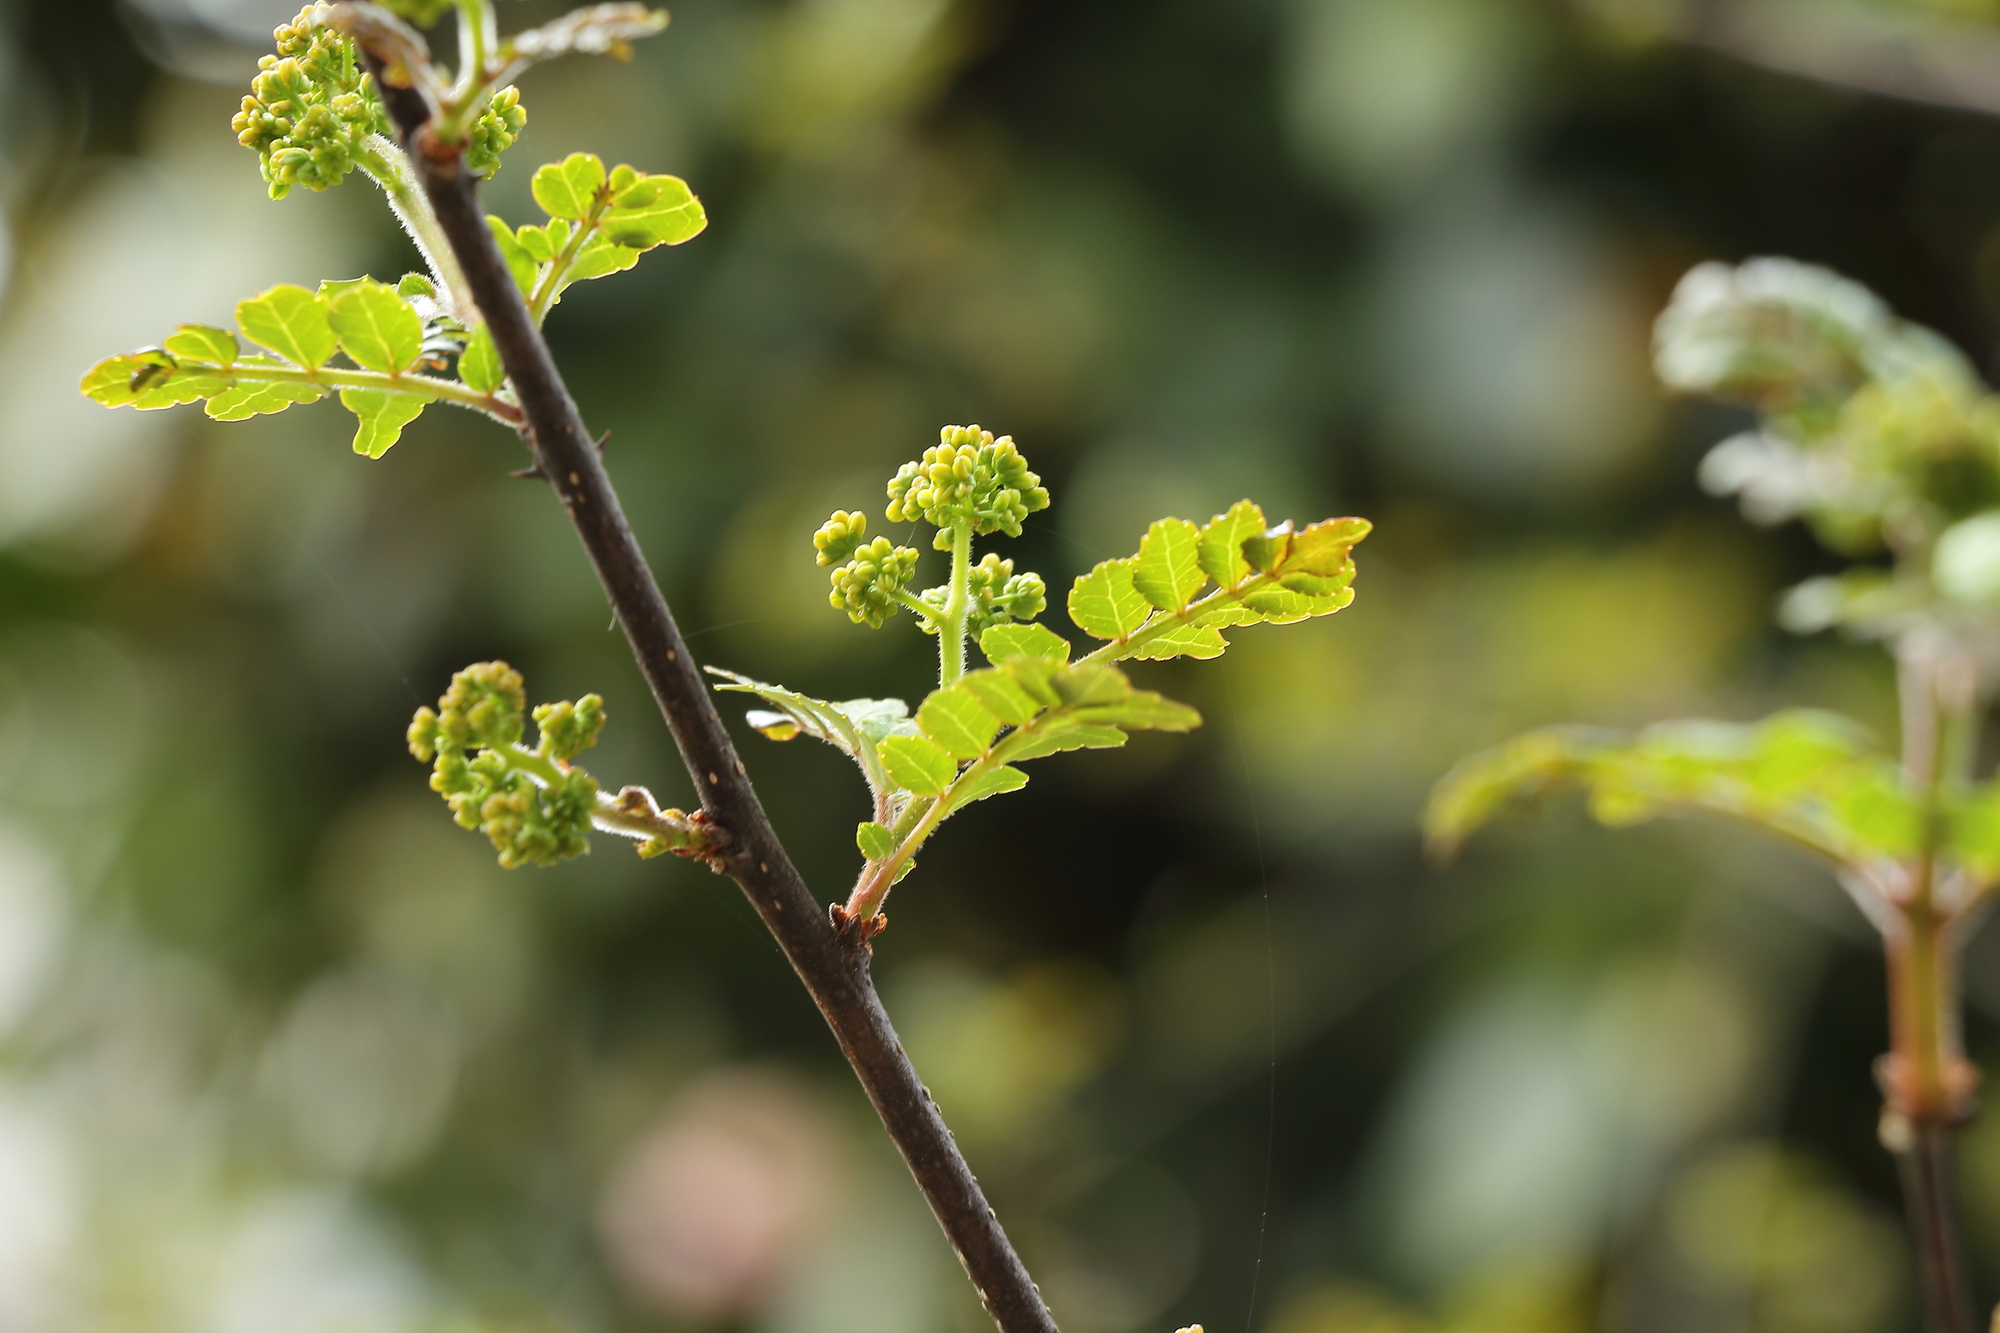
[1884,633,1979,1333]
[1896,1123,1978,1333]
[361,48,1061,1333]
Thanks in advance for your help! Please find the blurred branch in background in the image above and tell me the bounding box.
[1594,0,2000,117]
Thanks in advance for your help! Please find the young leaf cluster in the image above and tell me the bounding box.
[1658,259,2000,639]
[734,428,1371,928]
[713,631,1198,926]
[409,662,719,868]
[489,152,707,324]
[79,6,703,463]
[1067,501,1369,663]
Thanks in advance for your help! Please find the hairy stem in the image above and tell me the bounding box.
[356,136,477,323]
[940,521,971,685]
[364,60,1060,1333]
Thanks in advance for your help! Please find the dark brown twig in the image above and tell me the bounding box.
[1893,1121,1977,1333]
[358,44,1061,1333]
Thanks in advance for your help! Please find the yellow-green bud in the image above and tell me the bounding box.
[814,510,869,567]
[830,537,920,627]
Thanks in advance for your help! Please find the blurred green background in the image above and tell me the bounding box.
[12,0,2000,1329]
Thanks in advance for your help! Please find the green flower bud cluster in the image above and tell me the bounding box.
[532,695,606,762]
[813,510,871,567]
[918,554,1047,636]
[829,537,921,628]
[233,8,387,200]
[464,86,528,178]
[407,662,607,868]
[886,425,1049,549]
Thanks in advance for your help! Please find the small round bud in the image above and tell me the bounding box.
[534,694,607,763]
[408,706,442,762]
[829,538,920,628]
[464,86,527,178]
[813,510,868,566]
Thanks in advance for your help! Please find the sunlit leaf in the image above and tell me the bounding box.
[955,765,1028,804]
[1069,558,1150,641]
[565,235,643,284]
[916,686,1002,760]
[329,282,424,374]
[163,324,238,365]
[532,152,607,221]
[998,720,1127,763]
[602,174,706,249]
[1123,623,1228,661]
[980,623,1070,663]
[956,668,1043,727]
[488,216,537,293]
[1198,500,1264,590]
[1074,694,1200,731]
[857,821,897,860]
[206,380,325,420]
[1133,517,1205,612]
[1238,585,1352,624]
[341,388,427,457]
[879,734,958,796]
[458,324,505,393]
[1050,664,1131,708]
[236,284,335,369]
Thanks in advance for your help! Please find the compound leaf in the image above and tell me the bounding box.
[916,686,1002,761]
[1069,558,1151,641]
[1123,623,1228,661]
[857,821,898,860]
[340,389,427,458]
[980,623,1070,663]
[532,152,607,221]
[1133,517,1205,612]
[999,720,1128,763]
[955,765,1028,805]
[879,734,958,796]
[458,324,505,393]
[488,216,537,293]
[206,380,323,420]
[1199,500,1265,590]
[163,324,238,365]
[236,284,335,369]
[602,174,707,249]
[956,668,1044,727]
[329,282,424,374]
[1074,694,1201,732]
